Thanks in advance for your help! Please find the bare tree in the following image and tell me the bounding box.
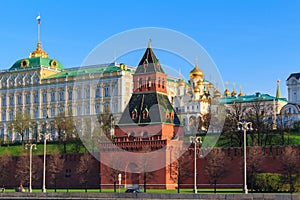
[221,102,245,147]
[8,111,32,142]
[0,149,13,187]
[97,111,114,139]
[169,147,191,193]
[280,146,300,193]
[245,101,273,146]
[76,153,94,192]
[51,113,77,153]
[48,148,65,192]
[15,154,43,188]
[204,148,228,193]
[247,146,263,192]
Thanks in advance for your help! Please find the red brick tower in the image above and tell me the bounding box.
[100,41,183,189]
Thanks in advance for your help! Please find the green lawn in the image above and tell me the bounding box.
[0,141,87,156]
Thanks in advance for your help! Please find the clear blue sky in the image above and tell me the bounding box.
[0,0,299,98]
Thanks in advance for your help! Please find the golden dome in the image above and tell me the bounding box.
[29,42,49,58]
[214,89,222,98]
[238,85,244,96]
[189,58,204,79]
[231,90,237,97]
[224,81,230,97]
[194,88,200,93]
[178,79,186,86]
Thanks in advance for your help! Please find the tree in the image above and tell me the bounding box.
[15,153,43,187]
[280,146,300,193]
[139,146,156,192]
[76,153,94,192]
[221,102,245,147]
[245,101,273,146]
[204,148,228,193]
[48,148,65,192]
[0,149,13,187]
[169,147,191,193]
[51,113,77,153]
[198,112,211,133]
[97,111,114,139]
[247,146,263,192]
[8,111,32,142]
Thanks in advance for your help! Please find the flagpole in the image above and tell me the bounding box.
[37,14,41,43]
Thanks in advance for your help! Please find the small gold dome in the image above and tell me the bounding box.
[29,42,49,58]
[194,88,200,93]
[224,89,230,97]
[238,85,244,96]
[214,89,221,98]
[178,79,186,86]
[231,90,237,97]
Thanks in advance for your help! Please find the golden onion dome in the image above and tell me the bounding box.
[178,79,186,86]
[189,58,204,79]
[224,89,230,97]
[238,85,244,96]
[194,88,200,93]
[231,90,237,97]
[214,89,222,98]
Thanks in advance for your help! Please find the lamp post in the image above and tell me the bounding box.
[237,120,253,194]
[40,132,51,193]
[189,136,202,194]
[25,143,37,193]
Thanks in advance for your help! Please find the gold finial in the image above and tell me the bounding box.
[195,56,199,68]
[148,39,152,48]
[224,81,230,97]
[238,85,244,96]
[231,82,237,97]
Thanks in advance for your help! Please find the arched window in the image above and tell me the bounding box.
[147,77,151,88]
[139,78,143,89]
[158,77,161,88]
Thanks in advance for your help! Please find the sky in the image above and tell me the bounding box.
[0,0,300,98]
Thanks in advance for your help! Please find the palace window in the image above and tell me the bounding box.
[85,104,90,115]
[114,85,118,96]
[34,107,39,119]
[51,107,55,117]
[95,87,100,98]
[95,104,100,114]
[68,105,73,116]
[104,103,109,112]
[77,88,82,99]
[51,91,55,102]
[68,89,73,100]
[34,91,39,104]
[77,105,81,115]
[85,88,90,99]
[9,110,14,121]
[59,90,65,101]
[2,110,6,121]
[104,86,109,97]
[59,106,64,114]
[42,108,47,118]
[2,95,6,107]
[26,93,31,105]
[17,94,22,105]
[42,91,47,103]
[9,94,14,106]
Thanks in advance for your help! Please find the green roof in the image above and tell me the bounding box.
[9,57,65,71]
[44,65,131,79]
[219,92,288,104]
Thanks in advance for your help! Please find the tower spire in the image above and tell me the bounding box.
[148,39,152,48]
[276,80,281,98]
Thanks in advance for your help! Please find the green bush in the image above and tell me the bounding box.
[252,173,300,193]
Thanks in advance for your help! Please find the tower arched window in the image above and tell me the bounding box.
[147,77,151,88]
[158,77,161,88]
[139,78,143,89]
[162,78,165,89]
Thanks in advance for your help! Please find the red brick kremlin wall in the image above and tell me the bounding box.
[2,145,300,189]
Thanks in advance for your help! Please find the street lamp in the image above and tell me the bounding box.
[39,132,51,193]
[25,143,37,193]
[189,136,202,194]
[237,120,253,194]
